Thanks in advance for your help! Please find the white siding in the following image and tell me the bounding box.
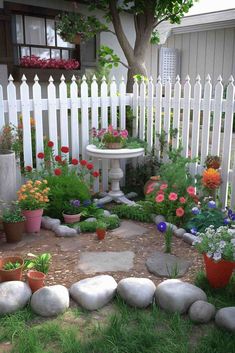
[165,27,235,86]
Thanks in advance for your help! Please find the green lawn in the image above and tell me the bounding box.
[1,274,235,353]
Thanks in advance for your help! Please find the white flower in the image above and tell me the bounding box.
[207,252,213,258]
[219,240,226,248]
[213,251,222,262]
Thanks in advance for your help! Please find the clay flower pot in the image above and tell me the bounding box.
[105,142,123,149]
[27,270,46,293]
[0,256,24,282]
[96,229,106,240]
[22,209,43,233]
[3,221,25,243]
[203,253,235,288]
[62,213,81,224]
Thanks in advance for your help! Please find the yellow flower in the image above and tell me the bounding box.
[35,180,41,186]
[43,180,48,184]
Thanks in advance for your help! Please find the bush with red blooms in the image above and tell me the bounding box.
[20,55,80,70]
[146,181,198,226]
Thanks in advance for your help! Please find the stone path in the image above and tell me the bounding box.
[146,251,192,278]
[110,220,148,239]
[76,251,135,274]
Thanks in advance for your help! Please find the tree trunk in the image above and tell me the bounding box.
[126,60,148,92]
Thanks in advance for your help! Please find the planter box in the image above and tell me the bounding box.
[12,67,82,82]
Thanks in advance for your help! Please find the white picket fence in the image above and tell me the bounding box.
[0,73,235,207]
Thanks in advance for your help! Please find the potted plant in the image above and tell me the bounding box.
[1,202,25,243]
[0,256,24,282]
[193,225,235,288]
[96,221,107,240]
[56,12,108,44]
[92,125,129,149]
[62,199,82,224]
[25,253,51,293]
[17,179,50,233]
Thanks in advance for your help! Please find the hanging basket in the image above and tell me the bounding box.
[72,33,82,45]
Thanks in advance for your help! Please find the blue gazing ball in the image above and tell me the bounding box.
[192,207,200,215]
[157,222,167,233]
[208,201,216,209]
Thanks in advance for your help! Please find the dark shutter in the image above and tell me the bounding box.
[80,35,99,71]
[0,12,14,65]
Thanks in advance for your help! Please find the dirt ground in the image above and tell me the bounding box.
[0,220,203,288]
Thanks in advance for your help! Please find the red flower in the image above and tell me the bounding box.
[61,146,69,153]
[187,186,196,196]
[179,197,186,204]
[168,192,178,201]
[71,158,78,165]
[47,141,54,147]
[55,155,62,162]
[155,194,164,203]
[80,159,87,166]
[176,207,185,217]
[87,163,94,170]
[37,152,44,159]
[92,171,100,177]
[54,168,62,176]
[25,165,32,172]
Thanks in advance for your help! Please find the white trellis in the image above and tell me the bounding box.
[0,73,235,207]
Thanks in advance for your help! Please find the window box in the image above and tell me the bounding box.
[11,66,82,82]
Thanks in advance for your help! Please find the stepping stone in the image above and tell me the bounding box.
[111,220,148,239]
[70,275,117,310]
[155,279,207,314]
[189,300,216,323]
[146,251,192,278]
[76,251,135,274]
[30,285,69,317]
[57,238,81,252]
[0,281,32,315]
[215,307,235,332]
[117,277,156,308]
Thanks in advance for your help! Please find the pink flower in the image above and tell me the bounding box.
[113,130,119,137]
[160,183,168,190]
[187,186,196,196]
[155,194,164,203]
[121,130,128,138]
[176,207,185,217]
[157,190,164,195]
[146,186,154,194]
[179,197,186,204]
[168,192,178,201]
[108,125,113,132]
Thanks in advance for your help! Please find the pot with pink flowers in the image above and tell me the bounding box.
[17,179,50,233]
[92,125,128,149]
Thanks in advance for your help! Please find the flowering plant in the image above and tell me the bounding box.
[63,199,82,215]
[91,125,128,147]
[146,181,197,226]
[17,179,50,210]
[20,56,80,70]
[193,225,235,262]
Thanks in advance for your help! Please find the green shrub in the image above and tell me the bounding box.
[71,215,120,233]
[111,203,154,222]
[45,174,91,219]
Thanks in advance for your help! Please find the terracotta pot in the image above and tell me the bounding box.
[22,209,43,233]
[0,256,24,282]
[27,270,46,293]
[96,229,106,240]
[72,33,82,44]
[203,253,234,288]
[105,142,123,149]
[62,213,81,224]
[3,221,25,243]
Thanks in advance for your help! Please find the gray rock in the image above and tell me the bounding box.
[103,210,111,217]
[84,217,97,223]
[174,228,186,238]
[155,279,207,314]
[183,233,198,245]
[146,252,192,278]
[0,281,32,314]
[54,225,78,237]
[111,220,147,239]
[30,285,69,317]
[189,300,215,323]
[117,278,156,308]
[215,307,235,332]
[41,216,61,230]
[165,223,178,232]
[154,215,166,225]
[70,275,117,310]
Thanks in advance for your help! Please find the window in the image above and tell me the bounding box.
[14,14,76,62]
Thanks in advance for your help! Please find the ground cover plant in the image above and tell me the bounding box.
[111,202,154,223]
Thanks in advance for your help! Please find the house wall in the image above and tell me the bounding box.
[164,27,235,87]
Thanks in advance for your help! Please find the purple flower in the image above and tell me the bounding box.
[231,214,235,221]
[83,200,91,206]
[208,201,216,209]
[224,218,230,225]
[190,228,197,235]
[71,199,80,207]
[227,208,233,217]
[192,207,200,215]
[157,222,167,233]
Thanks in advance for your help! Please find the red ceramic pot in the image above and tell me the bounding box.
[62,213,81,224]
[27,270,46,293]
[0,256,24,282]
[96,229,106,240]
[203,253,235,288]
[22,209,43,233]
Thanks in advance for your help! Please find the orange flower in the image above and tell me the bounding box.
[202,168,222,190]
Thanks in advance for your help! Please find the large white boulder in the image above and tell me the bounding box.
[0,281,32,315]
[155,279,207,314]
[30,285,69,317]
[189,300,215,323]
[70,275,117,311]
[117,278,156,308]
[215,307,235,332]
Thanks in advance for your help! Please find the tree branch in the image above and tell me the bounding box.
[108,0,134,64]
